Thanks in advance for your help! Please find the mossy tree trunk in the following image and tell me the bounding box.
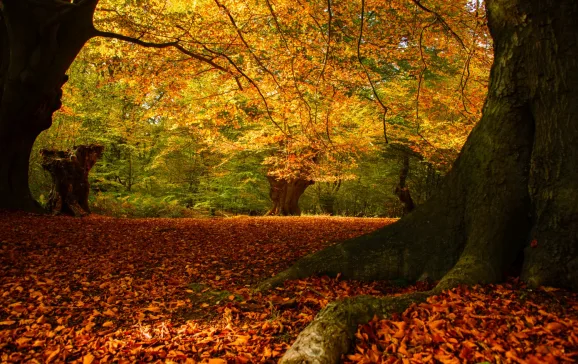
[259,0,578,362]
[0,0,98,212]
[266,176,313,216]
[41,145,104,216]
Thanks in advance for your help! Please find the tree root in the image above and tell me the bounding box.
[279,292,432,363]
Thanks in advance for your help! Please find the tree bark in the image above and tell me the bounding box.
[41,145,103,216]
[0,130,41,211]
[0,0,98,212]
[394,153,414,215]
[260,0,578,361]
[266,176,313,216]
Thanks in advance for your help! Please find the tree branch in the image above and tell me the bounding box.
[91,29,230,74]
[357,0,389,143]
[410,0,467,50]
[213,0,282,90]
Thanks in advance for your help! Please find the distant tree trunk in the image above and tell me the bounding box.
[41,145,103,216]
[127,151,133,192]
[394,154,414,215]
[425,163,443,201]
[318,180,341,215]
[266,176,313,216]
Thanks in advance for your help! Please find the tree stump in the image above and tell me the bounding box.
[40,144,104,216]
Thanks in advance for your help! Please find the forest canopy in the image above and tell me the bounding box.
[29,0,492,217]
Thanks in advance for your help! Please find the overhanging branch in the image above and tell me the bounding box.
[410,0,467,50]
[92,29,231,74]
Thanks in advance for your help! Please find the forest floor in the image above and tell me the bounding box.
[0,212,576,363]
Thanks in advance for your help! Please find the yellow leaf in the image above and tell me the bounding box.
[136,311,146,321]
[102,321,114,327]
[103,308,116,317]
[46,347,61,363]
[83,353,95,364]
[0,320,15,325]
[230,335,250,346]
[145,305,161,312]
[262,346,272,358]
[16,337,31,346]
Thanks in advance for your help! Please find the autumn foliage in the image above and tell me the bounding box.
[28,0,493,218]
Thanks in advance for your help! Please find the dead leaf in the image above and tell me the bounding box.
[83,353,95,364]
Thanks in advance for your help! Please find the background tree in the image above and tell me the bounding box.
[41,144,103,216]
[4,0,490,215]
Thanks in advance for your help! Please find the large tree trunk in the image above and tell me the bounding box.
[260,0,578,362]
[0,130,41,211]
[266,176,313,216]
[41,145,104,216]
[0,0,98,212]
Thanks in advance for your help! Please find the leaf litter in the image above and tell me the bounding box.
[346,281,578,363]
[0,212,576,363]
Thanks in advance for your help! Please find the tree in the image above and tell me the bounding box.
[0,0,242,211]
[1,0,489,212]
[257,0,578,361]
[0,0,99,211]
[41,144,103,216]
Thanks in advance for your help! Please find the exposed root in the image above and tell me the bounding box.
[275,253,496,363]
[279,292,432,363]
[257,213,461,292]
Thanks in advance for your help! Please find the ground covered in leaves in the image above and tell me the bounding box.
[0,212,576,363]
[347,282,578,364]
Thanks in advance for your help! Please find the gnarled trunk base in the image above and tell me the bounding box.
[266,176,313,216]
[41,144,103,216]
